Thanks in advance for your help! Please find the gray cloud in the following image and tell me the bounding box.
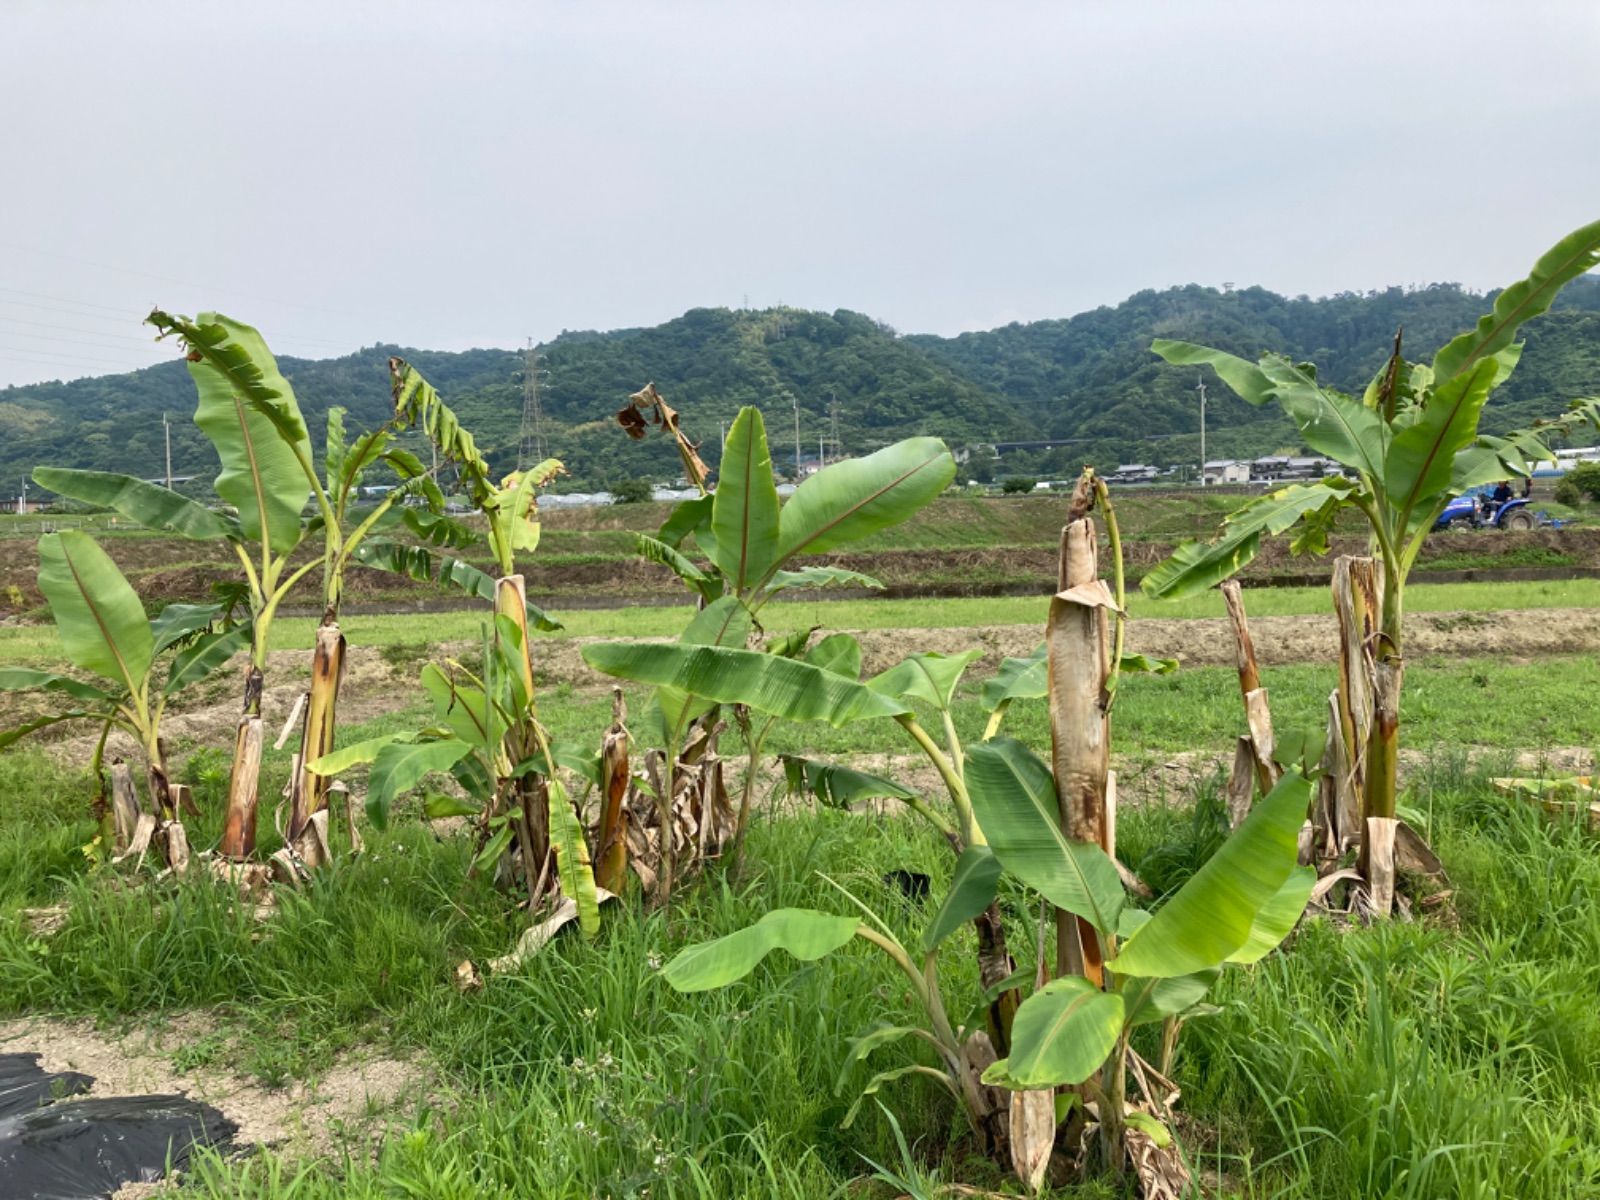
[2,0,1597,387]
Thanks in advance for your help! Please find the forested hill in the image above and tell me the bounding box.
[5,278,1599,493]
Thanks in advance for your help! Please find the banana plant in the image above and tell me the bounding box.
[1143,220,1600,914]
[1,531,248,865]
[373,360,594,922]
[309,617,601,935]
[662,743,1313,1190]
[38,311,447,861]
[607,399,953,900]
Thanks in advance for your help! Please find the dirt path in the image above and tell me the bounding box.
[0,1013,428,1167]
[531,605,1600,689]
[21,605,1596,774]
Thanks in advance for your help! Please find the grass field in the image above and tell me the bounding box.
[1,577,1596,668]
[4,493,1597,621]
[2,567,1597,1196]
[3,730,1597,1197]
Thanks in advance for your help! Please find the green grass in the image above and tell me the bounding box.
[3,573,1598,1196]
[4,577,1594,666]
[3,745,1598,1197]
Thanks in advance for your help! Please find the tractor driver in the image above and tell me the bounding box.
[1489,480,1514,517]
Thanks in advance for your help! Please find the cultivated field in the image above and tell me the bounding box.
[3,573,1598,1197]
[6,271,1600,1197]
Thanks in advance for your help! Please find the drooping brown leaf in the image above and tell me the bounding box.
[617,382,711,491]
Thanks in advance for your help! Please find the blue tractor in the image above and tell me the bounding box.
[1434,484,1553,532]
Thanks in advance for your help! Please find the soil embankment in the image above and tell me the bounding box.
[3,522,1599,616]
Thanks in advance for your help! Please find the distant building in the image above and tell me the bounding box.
[1106,463,1160,485]
[1203,459,1251,485]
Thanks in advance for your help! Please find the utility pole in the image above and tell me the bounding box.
[721,422,727,454]
[791,394,802,481]
[18,478,27,516]
[819,434,825,469]
[518,338,547,470]
[163,412,173,490]
[1197,374,1207,488]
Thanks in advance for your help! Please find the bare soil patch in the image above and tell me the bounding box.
[0,1013,430,1165]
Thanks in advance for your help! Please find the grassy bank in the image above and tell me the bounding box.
[2,745,1596,1197]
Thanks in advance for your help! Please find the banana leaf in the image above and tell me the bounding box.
[36,532,153,697]
[661,908,861,992]
[984,976,1124,1089]
[774,437,954,563]
[583,641,909,728]
[1111,770,1309,979]
[150,310,311,552]
[710,407,780,593]
[31,468,234,541]
[965,737,1125,934]
[1432,219,1600,384]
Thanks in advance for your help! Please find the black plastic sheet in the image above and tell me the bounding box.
[0,1052,236,1200]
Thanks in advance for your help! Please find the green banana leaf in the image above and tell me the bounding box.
[710,407,781,593]
[0,667,116,705]
[547,774,601,937]
[765,566,885,594]
[1432,219,1600,384]
[984,976,1125,1089]
[164,623,251,696]
[352,540,561,630]
[980,644,1046,713]
[1111,770,1309,979]
[1227,865,1315,964]
[1387,356,1503,529]
[1121,969,1220,1027]
[837,1024,928,1094]
[774,437,955,564]
[965,737,1125,934]
[636,533,716,594]
[365,737,476,826]
[151,310,311,552]
[421,664,496,749]
[781,756,916,810]
[149,604,225,655]
[918,845,1001,955]
[36,532,153,697]
[657,493,714,549]
[396,506,478,550]
[868,650,983,713]
[656,595,754,738]
[308,732,410,775]
[583,642,909,728]
[0,711,101,750]
[32,468,234,541]
[1150,340,1276,406]
[387,359,494,496]
[1255,356,1390,480]
[661,908,861,992]
[804,633,863,678]
[1140,480,1350,600]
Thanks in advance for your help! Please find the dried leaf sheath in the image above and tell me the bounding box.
[595,690,631,895]
[287,620,346,841]
[1047,517,1110,984]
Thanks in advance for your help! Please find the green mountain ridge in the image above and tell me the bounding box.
[4,278,1598,493]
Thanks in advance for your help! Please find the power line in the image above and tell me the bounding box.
[0,240,363,320]
[518,338,547,469]
[0,294,354,348]
[0,345,145,370]
[0,313,165,344]
[0,285,134,314]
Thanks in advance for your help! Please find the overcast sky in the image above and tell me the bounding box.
[2,0,1597,388]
